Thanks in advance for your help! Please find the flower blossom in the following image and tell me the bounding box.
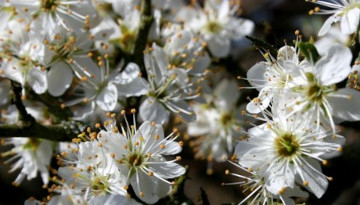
[310,0,360,36]
[235,105,344,198]
[187,79,244,170]
[96,111,186,204]
[177,0,254,58]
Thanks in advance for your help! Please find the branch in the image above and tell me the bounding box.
[0,122,84,141]
[0,81,83,141]
[27,89,73,122]
[131,0,153,69]
[10,81,35,127]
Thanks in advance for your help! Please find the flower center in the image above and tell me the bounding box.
[205,21,222,33]
[305,72,336,103]
[307,84,323,102]
[220,112,234,128]
[274,133,299,157]
[127,153,144,167]
[277,74,292,88]
[91,176,109,195]
[23,138,41,150]
[41,0,58,11]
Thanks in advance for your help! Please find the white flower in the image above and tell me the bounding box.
[58,142,127,201]
[0,104,52,185]
[139,44,197,124]
[162,30,211,78]
[45,29,103,97]
[187,79,243,165]
[245,45,301,114]
[97,112,185,204]
[177,0,254,57]
[314,27,350,55]
[288,44,360,131]
[235,107,344,198]
[109,8,141,53]
[0,20,48,94]
[311,0,360,36]
[104,0,140,17]
[65,62,147,121]
[224,161,309,205]
[1,138,53,185]
[7,0,100,35]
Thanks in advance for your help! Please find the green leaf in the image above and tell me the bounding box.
[298,42,320,64]
[246,35,278,57]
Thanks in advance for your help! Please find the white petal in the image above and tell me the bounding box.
[189,52,211,74]
[341,8,360,35]
[144,48,166,84]
[117,77,150,97]
[149,160,185,179]
[214,80,239,109]
[139,97,169,124]
[318,15,335,36]
[170,100,195,122]
[130,171,171,204]
[315,44,352,85]
[246,88,272,114]
[187,122,210,136]
[207,37,230,58]
[114,62,140,84]
[74,56,101,84]
[327,88,360,121]
[28,67,47,94]
[138,121,165,140]
[96,83,118,111]
[218,0,230,19]
[298,158,328,198]
[159,141,182,155]
[72,102,96,121]
[89,195,141,205]
[167,30,192,52]
[231,18,254,38]
[246,62,268,91]
[47,61,73,96]
[277,46,297,65]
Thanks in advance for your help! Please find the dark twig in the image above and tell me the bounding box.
[0,81,83,141]
[10,81,35,127]
[0,123,82,141]
[131,0,153,70]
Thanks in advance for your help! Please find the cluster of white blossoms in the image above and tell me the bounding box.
[228,33,360,203]
[44,111,185,204]
[0,0,360,204]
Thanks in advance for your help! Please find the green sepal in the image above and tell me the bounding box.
[298,42,320,64]
[246,35,278,57]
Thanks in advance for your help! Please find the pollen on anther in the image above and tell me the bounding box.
[322,160,328,165]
